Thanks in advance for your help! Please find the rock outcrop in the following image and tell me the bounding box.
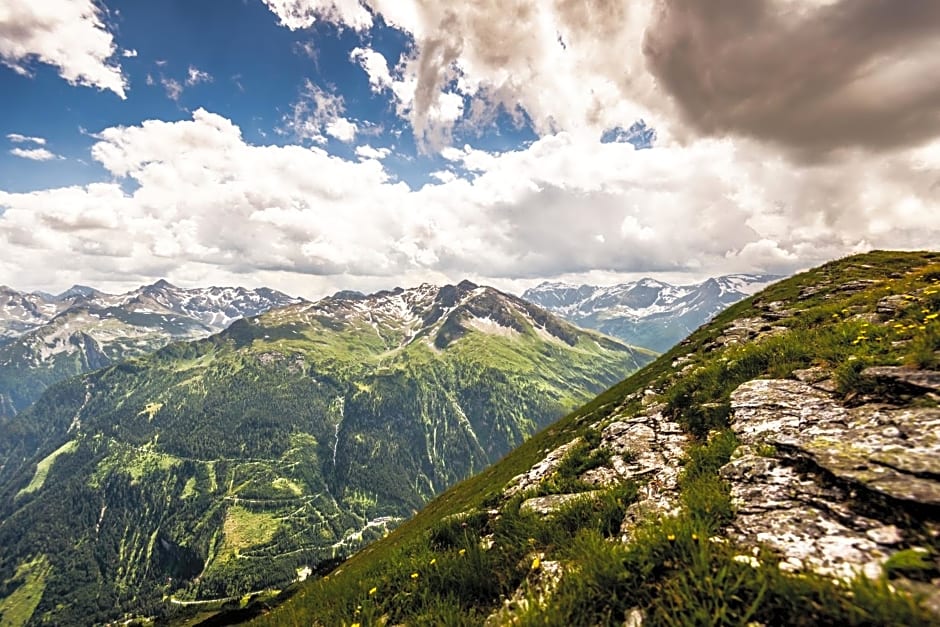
[596,410,689,541]
[722,376,940,603]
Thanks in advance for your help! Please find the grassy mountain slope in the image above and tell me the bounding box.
[0,282,652,626]
[253,251,940,626]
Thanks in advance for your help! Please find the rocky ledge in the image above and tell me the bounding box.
[722,373,940,610]
[505,401,689,540]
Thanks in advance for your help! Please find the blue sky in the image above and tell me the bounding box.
[0,0,564,194]
[0,0,938,298]
[3,1,413,190]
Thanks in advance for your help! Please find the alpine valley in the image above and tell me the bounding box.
[0,280,653,625]
[0,281,301,417]
[523,274,781,352]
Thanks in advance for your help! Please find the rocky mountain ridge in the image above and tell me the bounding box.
[0,281,301,415]
[523,273,780,352]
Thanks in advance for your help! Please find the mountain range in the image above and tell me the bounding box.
[0,280,654,625]
[522,274,780,352]
[0,281,300,416]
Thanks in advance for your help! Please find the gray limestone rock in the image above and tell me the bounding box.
[724,377,940,586]
[730,379,940,507]
[862,366,940,394]
[504,438,583,498]
[520,492,598,516]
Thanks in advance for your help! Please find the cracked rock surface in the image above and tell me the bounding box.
[723,378,940,582]
[595,410,689,541]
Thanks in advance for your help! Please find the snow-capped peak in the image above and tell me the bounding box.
[523,273,783,352]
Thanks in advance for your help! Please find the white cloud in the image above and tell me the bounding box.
[350,44,467,150]
[0,0,127,98]
[9,147,59,161]
[355,145,391,160]
[430,170,456,183]
[122,49,138,58]
[6,133,45,145]
[1,111,937,297]
[186,65,212,86]
[161,77,183,101]
[326,117,357,142]
[261,0,372,31]
[340,2,658,151]
[351,47,393,91]
[282,80,358,145]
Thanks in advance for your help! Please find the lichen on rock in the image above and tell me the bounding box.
[723,377,940,585]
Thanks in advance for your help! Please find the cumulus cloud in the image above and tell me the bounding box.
[326,117,357,142]
[9,147,58,161]
[0,0,127,98]
[342,1,658,151]
[2,4,938,293]
[1,111,937,296]
[350,47,393,92]
[298,1,940,161]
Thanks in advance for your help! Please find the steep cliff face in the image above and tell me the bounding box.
[254,251,940,627]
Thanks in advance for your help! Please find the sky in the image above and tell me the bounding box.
[1,0,939,299]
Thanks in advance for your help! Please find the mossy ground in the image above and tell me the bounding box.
[250,250,940,626]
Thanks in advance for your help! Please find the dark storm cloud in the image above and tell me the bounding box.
[643,0,940,158]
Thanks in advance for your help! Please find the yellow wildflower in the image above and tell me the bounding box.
[352,623,361,627]
[411,572,419,579]
[430,558,436,565]
[369,586,377,595]
[667,534,676,542]
[459,548,466,556]
[531,556,541,570]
